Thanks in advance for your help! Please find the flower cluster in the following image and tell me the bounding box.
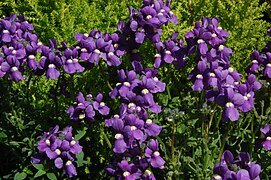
[246,28,271,79]
[0,16,127,81]
[185,17,261,121]
[259,123,271,151]
[104,68,165,179]
[114,0,178,71]
[212,150,261,180]
[153,32,187,68]
[67,92,110,124]
[31,125,82,178]
[0,14,39,81]
[0,0,180,81]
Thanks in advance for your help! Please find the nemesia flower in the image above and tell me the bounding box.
[31,125,82,178]
[67,91,110,124]
[260,123,271,150]
[212,150,261,180]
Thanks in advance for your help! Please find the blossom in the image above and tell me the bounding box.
[32,125,82,178]
[212,150,261,180]
[260,123,271,150]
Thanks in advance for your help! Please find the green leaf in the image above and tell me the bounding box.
[0,131,7,138]
[161,95,168,106]
[46,173,57,180]
[75,127,87,140]
[14,172,27,180]
[76,151,84,167]
[32,164,44,170]
[34,169,46,178]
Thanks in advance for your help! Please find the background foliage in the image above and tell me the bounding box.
[0,0,271,179]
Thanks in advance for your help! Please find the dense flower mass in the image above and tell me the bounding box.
[31,125,82,178]
[259,123,271,151]
[246,28,271,80]
[212,150,261,180]
[2,0,270,179]
[67,92,110,124]
[185,17,262,121]
[105,68,165,179]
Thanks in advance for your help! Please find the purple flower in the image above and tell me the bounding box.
[216,88,244,121]
[145,139,165,168]
[32,125,82,178]
[62,48,84,74]
[212,150,261,179]
[263,52,271,78]
[113,133,128,154]
[93,93,110,115]
[260,123,271,150]
[67,92,95,123]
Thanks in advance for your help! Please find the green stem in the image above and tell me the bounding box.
[102,131,112,149]
[219,122,230,158]
[54,74,62,115]
[208,105,217,131]
[166,84,172,100]
[107,80,113,91]
[26,74,32,105]
[171,120,176,170]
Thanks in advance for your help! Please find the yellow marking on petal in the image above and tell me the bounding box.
[55,149,61,155]
[141,89,149,94]
[45,139,50,145]
[145,170,152,176]
[66,160,72,166]
[79,113,85,119]
[123,171,130,177]
[70,140,76,145]
[146,119,152,124]
[154,151,160,156]
[115,133,122,139]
